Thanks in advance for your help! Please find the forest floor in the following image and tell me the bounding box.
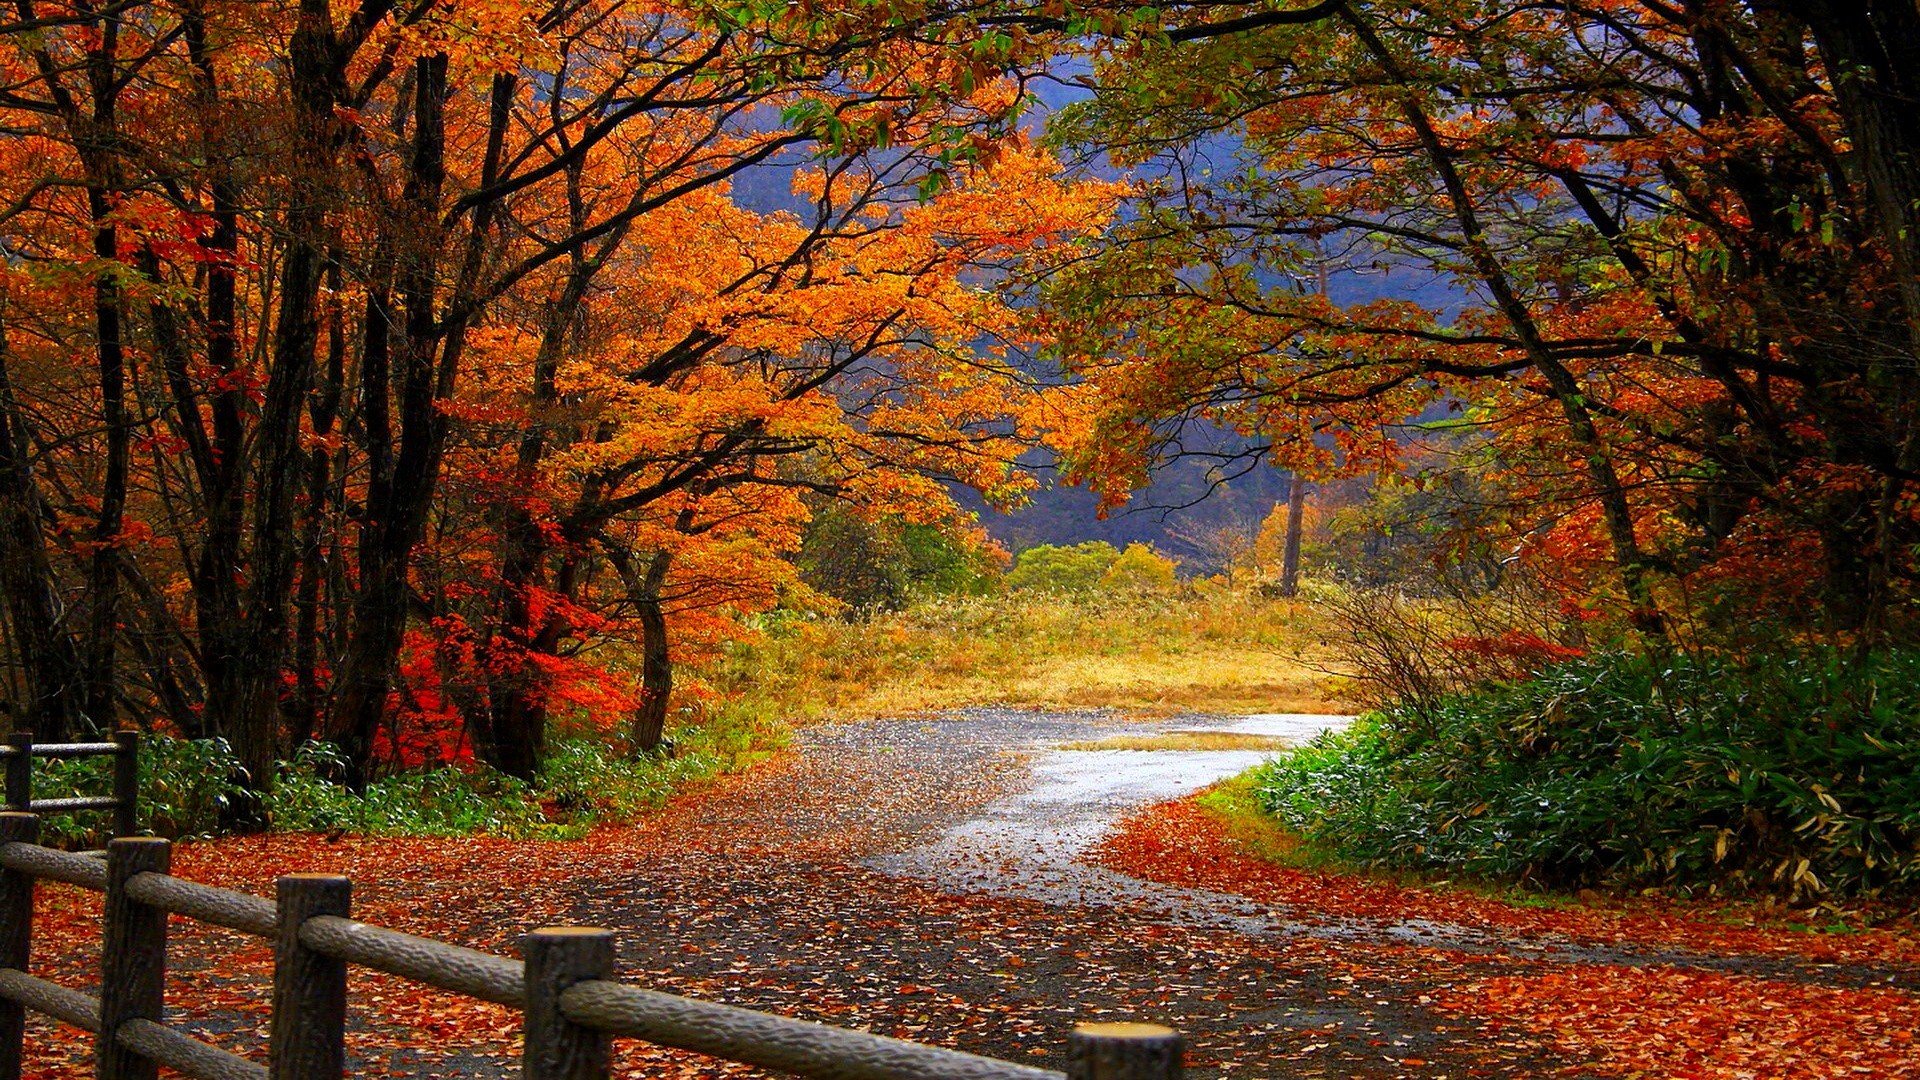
[24,709,1920,1079]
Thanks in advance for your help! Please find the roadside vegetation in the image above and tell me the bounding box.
[1253,648,1920,903]
[1129,471,1920,908]
[30,730,755,846]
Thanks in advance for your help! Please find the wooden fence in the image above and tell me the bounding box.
[1,732,140,840]
[0,812,1184,1080]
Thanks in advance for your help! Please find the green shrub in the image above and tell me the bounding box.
[1005,541,1120,593]
[264,739,734,839]
[797,505,1000,611]
[1101,542,1178,592]
[31,737,245,847]
[1253,648,1920,900]
[26,734,733,844]
[537,739,723,821]
[265,743,554,837]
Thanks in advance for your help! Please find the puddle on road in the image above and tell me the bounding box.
[872,713,1367,935]
[871,711,1659,960]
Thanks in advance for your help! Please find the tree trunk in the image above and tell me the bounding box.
[196,0,351,792]
[290,261,349,748]
[1278,474,1307,598]
[331,53,452,785]
[0,306,84,739]
[1787,1,1920,638]
[1344,6,1668,642]
[176,3,255,752]
[75,14,128,734]
[83,181,125,735]
[630,552,674,754]
[471,134,605,778]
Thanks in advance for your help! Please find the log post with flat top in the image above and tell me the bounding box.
[111,730,139,837]
[271,873,350,1080]
[0,812,38,1080]
[523,927,615,1080]
[98,837,170,1080]
[1067,1022,1183,1080]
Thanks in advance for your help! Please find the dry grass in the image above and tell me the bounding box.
[1057,731,1296,752]
[1194,775,1315,864]
[694,588,1352,725]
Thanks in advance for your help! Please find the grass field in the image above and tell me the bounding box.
[1059,731,1296,751]
[693,588,1351,727]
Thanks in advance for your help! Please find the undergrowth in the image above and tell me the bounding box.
[30,722,763,845]
[1252,648,1920,902]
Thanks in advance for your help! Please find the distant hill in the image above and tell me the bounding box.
[958,445,1296,574]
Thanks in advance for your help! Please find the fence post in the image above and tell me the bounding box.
[3,733,28,812]
[0,812,39,1080]
[270,874,349,1080]
[522,927,614,1080]
[1066,1023,1183,1080]
[98,837,170,1080]
[111,731,139,838]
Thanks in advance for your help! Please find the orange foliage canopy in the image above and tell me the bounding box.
[0,0,1117,777]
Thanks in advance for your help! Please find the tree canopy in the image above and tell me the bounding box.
[1033,0,1920,644]
[5,0,1919,785]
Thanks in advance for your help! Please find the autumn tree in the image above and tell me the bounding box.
[0,0,1116,785]
[1030,0,1920,644]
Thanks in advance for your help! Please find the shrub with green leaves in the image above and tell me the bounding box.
[264,739,734,838]
[797,505,1001,611]
[265,743,554,837]
[1004,541,1121,593]
[30,736,245,847]
[1253,648,1920,900]
[25,734,732,844]
[1101,542,1178,592]
[537,739,724,821]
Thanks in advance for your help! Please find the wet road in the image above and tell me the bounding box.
[874,713,1349,922]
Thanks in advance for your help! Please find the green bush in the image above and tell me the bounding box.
[1005,541,1121,593]
[265,743,553,838]
[1101,542,1178,592]
[797,505,1000,611]
[26,734,730,843]
[537,739,724,821]
[31,736,245,847]
[1253,648,1920,900]
[265,739,735,838]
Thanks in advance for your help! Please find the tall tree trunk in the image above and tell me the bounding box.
[630,552,674,753]
[331,53,452,784]
[211,0,345,790]
[83,183,125,734]
[1278,474,1307,598]
[1786,1,1920,639]
[0,304,84,738]
[75,14,127,734]
[176,0,253,750]
[1345,6,1668,641]
[472,100,604,778]
[290,261,349,748]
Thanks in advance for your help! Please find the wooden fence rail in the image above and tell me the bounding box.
[1,731,140,839]
[0,812,1183,1080]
